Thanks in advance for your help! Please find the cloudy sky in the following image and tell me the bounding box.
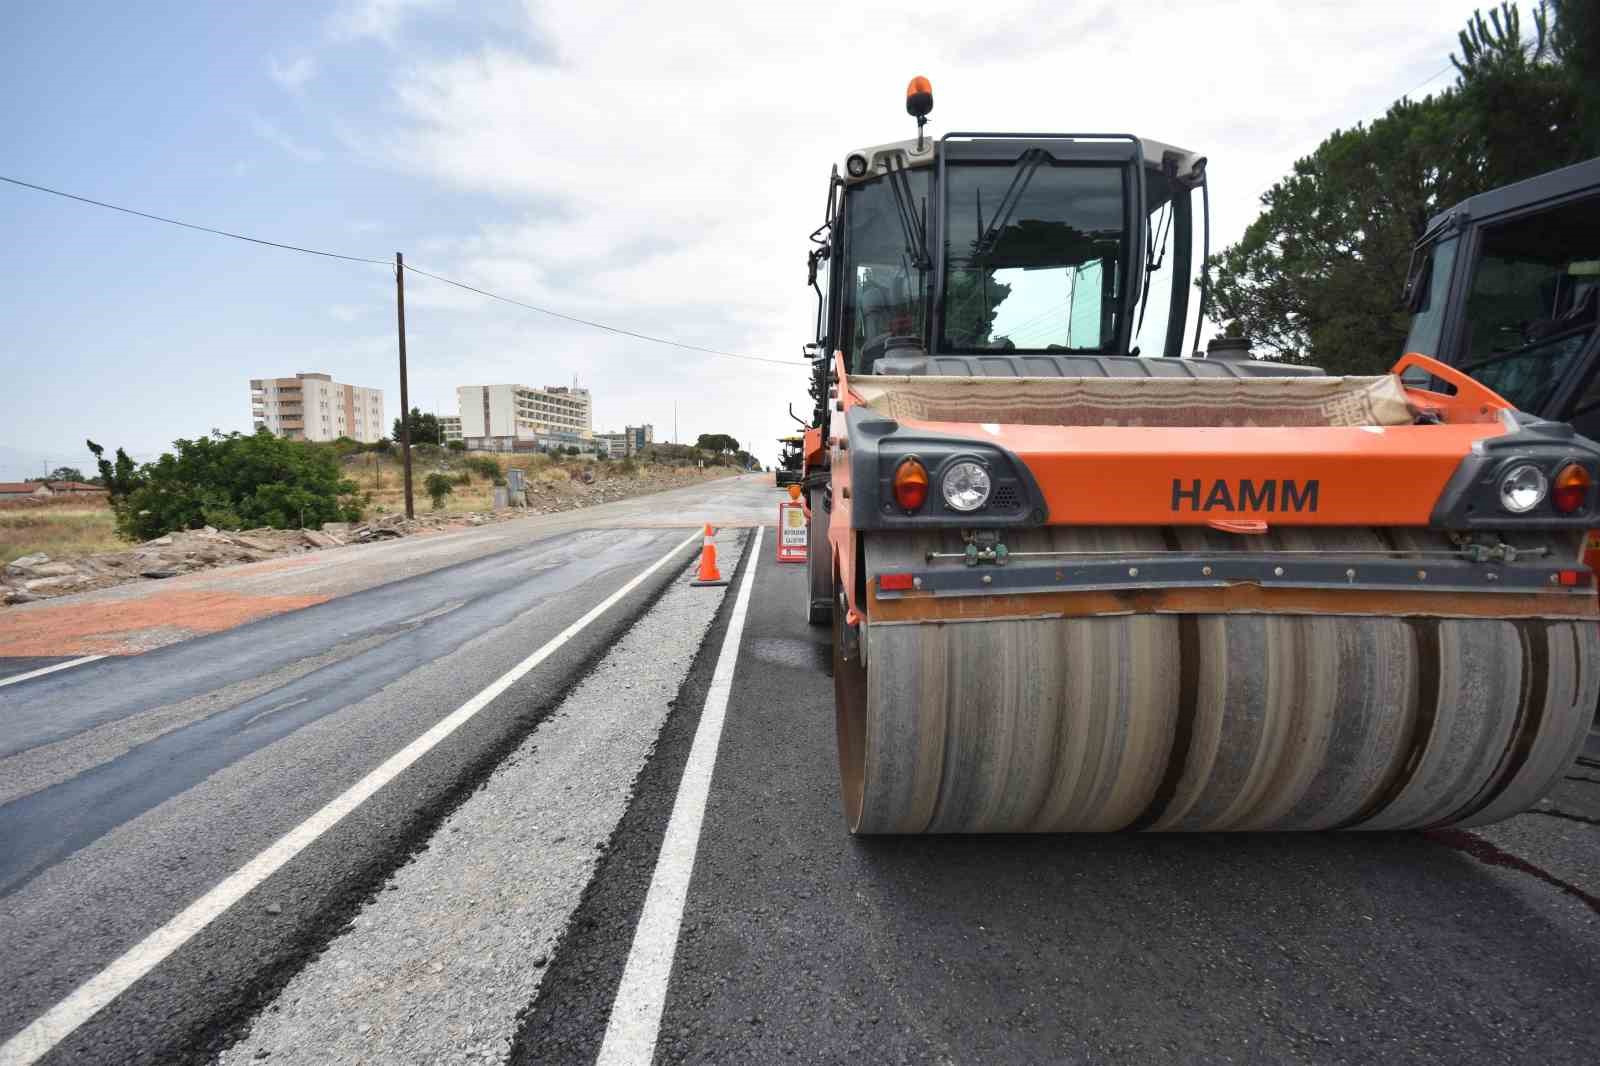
[2,0,1480,476]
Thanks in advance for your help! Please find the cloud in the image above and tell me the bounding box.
[321,0,1475,462]
[268,55,317,91]
[250,117,324,162]
[327,0,446,44]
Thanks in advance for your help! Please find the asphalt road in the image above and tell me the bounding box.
[3,471,1599,1066]
[0,476,772,1065]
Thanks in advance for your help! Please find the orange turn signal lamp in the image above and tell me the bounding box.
[1553,463,1592,514]
[893,457,928,510]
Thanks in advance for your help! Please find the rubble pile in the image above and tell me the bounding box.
[0,466,738,607]
[0,516,497,605]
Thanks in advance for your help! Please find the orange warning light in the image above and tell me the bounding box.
[788,483,803,500]
[893,458,929,511]
[906,76,933,119]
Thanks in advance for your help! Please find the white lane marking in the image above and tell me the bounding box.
[596,525,763,1066]
[0,531,701,1066]
[0,656,108,691]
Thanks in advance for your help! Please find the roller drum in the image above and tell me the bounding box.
[835,528,1597,834]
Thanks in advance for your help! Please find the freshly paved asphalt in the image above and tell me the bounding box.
[3,470,1598,1066]
[0,478,773,1065]
[515,546,1600,1066]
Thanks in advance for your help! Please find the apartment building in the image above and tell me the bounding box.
[439,415,462,443]
[456,384,593,451]
[252,373,385,443]
[595,424,655,458]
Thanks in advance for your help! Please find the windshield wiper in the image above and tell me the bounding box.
[972,149,1047,261]
[883,156,929,272]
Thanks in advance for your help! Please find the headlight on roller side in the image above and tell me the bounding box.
[1498,463,1548,514]
[941,460,992,512]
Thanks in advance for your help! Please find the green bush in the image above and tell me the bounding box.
[446,440,466,452]
[463,456,501,480]
[452,471,472,486]
[424,471,455,510]
[101,429,363,539]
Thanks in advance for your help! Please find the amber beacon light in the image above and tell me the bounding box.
[906,76,933,150]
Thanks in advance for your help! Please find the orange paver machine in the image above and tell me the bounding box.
[798,78,1599,834]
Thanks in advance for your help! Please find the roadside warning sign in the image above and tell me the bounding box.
[777,501,807,563]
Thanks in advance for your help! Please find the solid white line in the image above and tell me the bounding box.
[0,530,700,1066]
[596,525,763,1066]
[0,655,108,690]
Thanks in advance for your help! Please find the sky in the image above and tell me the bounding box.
[1,0,1482,477]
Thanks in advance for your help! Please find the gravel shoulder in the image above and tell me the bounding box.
[217,531,748,1066]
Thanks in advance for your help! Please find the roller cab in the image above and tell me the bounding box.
[802,83,1600,835]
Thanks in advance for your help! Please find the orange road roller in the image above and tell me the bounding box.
[798,79,1599,834]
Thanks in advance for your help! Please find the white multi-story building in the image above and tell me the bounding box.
[438,415,463,443]
[595,424,655,458]
[251,373,385,443]
[457,384,593,451]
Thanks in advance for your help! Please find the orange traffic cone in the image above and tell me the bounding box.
[690,524,728,587]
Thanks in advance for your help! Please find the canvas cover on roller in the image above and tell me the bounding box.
[851,374,1416,428]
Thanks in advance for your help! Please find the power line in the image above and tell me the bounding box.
[1,172,803,367]
[1398,64,1454,100]
[0,174,391,265]
[401,263,806,367]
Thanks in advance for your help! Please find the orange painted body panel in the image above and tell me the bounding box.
[803,426,825,470]
[823,352,1526,618]
[897,417,1502,525]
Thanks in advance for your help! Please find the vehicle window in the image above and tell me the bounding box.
[1131,170,1186,358]
[1461,194,1600,411]
[1401,237,1458,358]
[941,160,1124,352]
[839,171,931,374]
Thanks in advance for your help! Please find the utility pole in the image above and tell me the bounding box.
[396,251,414,519]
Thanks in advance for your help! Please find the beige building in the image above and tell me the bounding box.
[252,373,385,443]
[457,384,592,450]
[439,415,462,443]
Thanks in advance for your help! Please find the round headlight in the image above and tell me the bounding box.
[1498,463,1548,514]
[846,153,869,178]
[941,460,991,512]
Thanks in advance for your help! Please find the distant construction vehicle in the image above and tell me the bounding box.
[775,435,804,488]
[798,79,1599,835]
[1400,156,1599,439]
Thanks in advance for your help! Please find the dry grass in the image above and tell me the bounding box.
[0,503,124,565]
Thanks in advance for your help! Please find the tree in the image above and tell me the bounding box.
[94,430,362,540]
[1210,1,1593,374]
[424,472,455,510]
[695,433,740,454]
[87,440,141,501]
[27,465,88,484]
[392,407,442,445]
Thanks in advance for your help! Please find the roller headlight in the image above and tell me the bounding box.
[941,460,992,512]
[846,153,869,178]
[1498,463,1548,514]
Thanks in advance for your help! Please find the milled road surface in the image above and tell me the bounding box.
[3,472,1598,1066]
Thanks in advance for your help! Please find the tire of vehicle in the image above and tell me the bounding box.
[806,483,833,626]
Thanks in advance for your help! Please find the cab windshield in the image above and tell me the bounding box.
[839,171,931,374]
[939,159,1125,352]
[1459,194,1600,412]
